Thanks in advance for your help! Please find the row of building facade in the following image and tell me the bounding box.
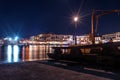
[1,32,120,45]
[29,32,120,45]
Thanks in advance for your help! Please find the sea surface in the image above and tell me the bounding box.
[0,44,67,63]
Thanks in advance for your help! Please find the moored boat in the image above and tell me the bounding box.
[47,42,120,67]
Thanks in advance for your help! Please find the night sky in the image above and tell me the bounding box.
[0,0,120,38]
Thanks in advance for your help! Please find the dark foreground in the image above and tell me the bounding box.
[0,61,120,80]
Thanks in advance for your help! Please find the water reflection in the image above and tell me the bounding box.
[13,45,19,62]
[0,44,68,63]
[6,45,20,62]
[7,45,12,62]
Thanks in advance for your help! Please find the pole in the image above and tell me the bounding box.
[75,22,77,45]
[74,16,78,45]
[91,9,95,44]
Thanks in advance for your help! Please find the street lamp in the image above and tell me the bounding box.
[73,16,79,45]
[74,16,78,22]
[74,16,78,28]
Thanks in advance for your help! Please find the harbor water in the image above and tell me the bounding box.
[0,44,68,63]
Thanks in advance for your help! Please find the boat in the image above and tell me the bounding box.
[48,9,120,69]
[47,42,120,67]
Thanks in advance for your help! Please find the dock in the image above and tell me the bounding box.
[0,61,119,80]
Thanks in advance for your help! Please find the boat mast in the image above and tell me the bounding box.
[91,9,95,44]
[91,9,120,44]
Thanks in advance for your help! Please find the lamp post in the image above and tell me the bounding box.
[73,16,78,45]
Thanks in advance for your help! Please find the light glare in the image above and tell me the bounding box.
[9,37,12,41]
[14,36,19,41]
[74,16,78,22]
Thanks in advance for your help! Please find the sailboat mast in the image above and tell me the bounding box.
[91,9,95,44]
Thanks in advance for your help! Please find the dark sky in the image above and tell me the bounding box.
[0,0,120,38]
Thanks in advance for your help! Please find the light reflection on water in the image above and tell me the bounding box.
[13,45,19,62]
[7,45,20,62]
[0,44,68,63]
[7,45,12,62]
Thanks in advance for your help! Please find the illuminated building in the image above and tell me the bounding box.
[30,33,93,45]
[0,39,4,44]
[30,33,73,42]
[102,32,120,42]
[3,36,19,45]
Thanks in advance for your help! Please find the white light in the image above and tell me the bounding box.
[9,37,12,41]
[13,45,19,62]
[7,45,12,62]
[74,16,78,22]
[14,36,19,41]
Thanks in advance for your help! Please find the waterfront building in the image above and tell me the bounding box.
[0,39,4,44]
[30,33,94,45]
[30,34,73,42]
[29,32,120,45]
[102,32,120,43]
[95,36,102,44]
[12,32,120,45]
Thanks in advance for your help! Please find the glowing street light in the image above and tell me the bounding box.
[73,16,79,45]
[74,16,78,22]
[74,16,79,28]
